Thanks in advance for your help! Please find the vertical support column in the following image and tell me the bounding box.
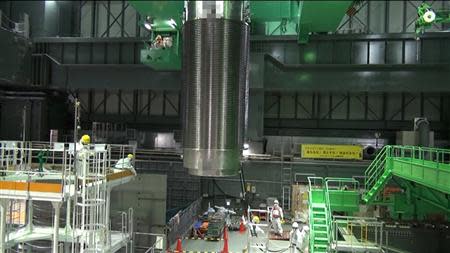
[0,199,9,253]
[52,202,62,253]
[105,188,111,245]
[65,198,71,231]
[26,200,33,233]
[64,198,72,253]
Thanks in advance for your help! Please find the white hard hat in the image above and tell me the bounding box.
[292,222,299,229]
[273,199,279,205]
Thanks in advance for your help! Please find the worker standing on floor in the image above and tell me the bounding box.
[299,225,309,253]
[270,199,284,235]
[289,222,302,253]
[115,153,136,175]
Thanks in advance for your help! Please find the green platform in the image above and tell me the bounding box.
[363,145,450,219]
[308,145,450,252]
[308,177,360,253]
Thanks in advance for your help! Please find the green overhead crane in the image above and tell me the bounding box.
[129,0,353,70]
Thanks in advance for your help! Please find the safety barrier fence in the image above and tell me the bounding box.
[332,216,384,252]
[166,197,203,247]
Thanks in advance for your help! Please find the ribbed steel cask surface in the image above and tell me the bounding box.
[183,1,249,177]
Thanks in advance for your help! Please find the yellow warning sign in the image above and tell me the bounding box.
[301,144,363,160]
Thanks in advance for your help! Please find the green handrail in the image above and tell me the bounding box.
[308,177,327,253]
[364,145,389,193]
[325,177,359,243]
[364,145,450,203]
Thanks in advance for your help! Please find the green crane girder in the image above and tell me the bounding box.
[129,0,353,70]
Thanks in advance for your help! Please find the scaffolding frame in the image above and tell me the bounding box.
[0,141,136,253]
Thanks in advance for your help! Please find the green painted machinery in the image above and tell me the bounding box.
[415,3,450,35]
[129,1,353,70]
[308,145,450,252]
[308,177,360,253]
[363,145,450,221]
[128,0,182,70]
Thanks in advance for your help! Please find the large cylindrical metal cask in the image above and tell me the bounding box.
[182,1,249,176]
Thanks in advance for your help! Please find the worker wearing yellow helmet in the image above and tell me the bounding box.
[80,134,91,145]
[249,215,264,237]
[115,153,136,175]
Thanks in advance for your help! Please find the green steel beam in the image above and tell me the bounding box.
[128,0,183,28]
[297,1,353,43]
[129,1,352,69]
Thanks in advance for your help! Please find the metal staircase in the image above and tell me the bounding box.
[306,145,450,252]
[362,146,390,203]
[308,177,331,253]
[282,167,292,211]
[308,176,372,253]
[363,145,450,207]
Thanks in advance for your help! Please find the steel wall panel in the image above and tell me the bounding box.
[404,41,418,64]
[348,94,365,120]
[63,44,77,64]
[369,41,385,64]
[352,41,368,64]
[106,43,120,64]
[317,41,333,64]
[422,39,443,64]
[333,41,351,64]
[92,43,106,64]
[78,43,91,64]
[386,41,403,64]
[105,91,119,114]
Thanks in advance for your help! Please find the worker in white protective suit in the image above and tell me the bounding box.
[76,135,94,176]
[299,225,309,253]
[270,199,284,235]
[115,153,136,175]
[290,223,309,253]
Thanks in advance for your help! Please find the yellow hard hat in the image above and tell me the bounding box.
[252,216,260,224]
[127,154,134,159]
[81,135,91,145]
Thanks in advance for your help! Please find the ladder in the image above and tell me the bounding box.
[281,167,292,211]
[308,177,331,253]
[310,203,329,253]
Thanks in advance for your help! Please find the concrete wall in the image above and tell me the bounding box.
[111,173,167,234]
